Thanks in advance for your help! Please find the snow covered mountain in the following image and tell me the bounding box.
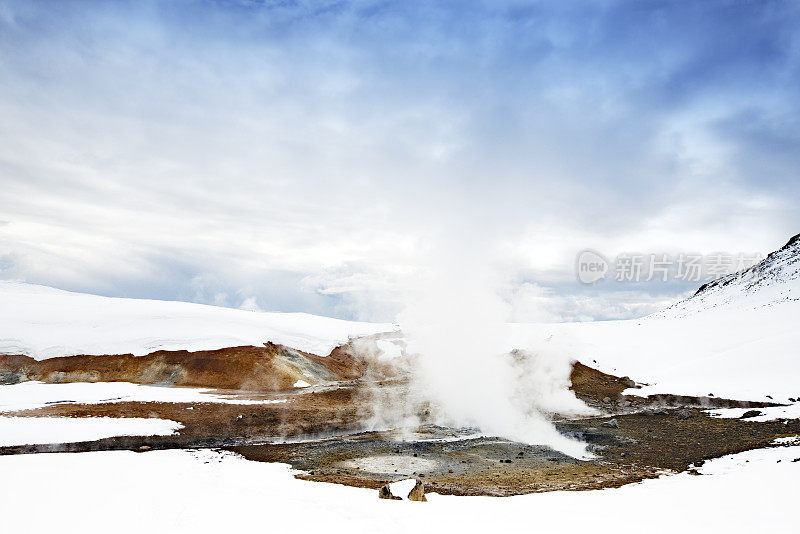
[659,233,800,317]
[0,281,396,360]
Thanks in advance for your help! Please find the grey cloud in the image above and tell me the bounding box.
[0,0,798,320]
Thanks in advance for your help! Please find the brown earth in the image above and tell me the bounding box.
[569,361,628,399]
[1,343,797,497]
[0,342,362,390]
[230,409,799,496]
[0,385,364,452]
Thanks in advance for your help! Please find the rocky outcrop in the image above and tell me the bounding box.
[0,342,363,392]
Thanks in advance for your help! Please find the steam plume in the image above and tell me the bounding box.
[398,235,590,458]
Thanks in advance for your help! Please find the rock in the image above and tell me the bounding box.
[0,371,26,385]
[654,408,669,415]
[602,397,611,404]
[408,480,427,502]
[675,408,692,420]
[642,408,655,416]
[134,445,152,453]
[600,418,619,428]
[378,485,401,500]
[740,410,762,419]
[619,376,636,388]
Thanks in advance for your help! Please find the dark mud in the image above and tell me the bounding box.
[230,408,799,496]
[1,349,797,496]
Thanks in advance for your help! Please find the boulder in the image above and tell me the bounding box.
[0,370,26,385]
[408,480,427,502]
[600,418,619,428]
[378,485,401,500]
[619,376,636,388]
[740,410,762,419]
[675,408,692,420]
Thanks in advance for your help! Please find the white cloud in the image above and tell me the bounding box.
[0,1,798,321]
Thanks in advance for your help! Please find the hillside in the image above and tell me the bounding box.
[508,234,800,402]
[658,233,800,317]
[0,281,396,360]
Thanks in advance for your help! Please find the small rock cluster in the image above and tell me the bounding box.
[378,479,427,502]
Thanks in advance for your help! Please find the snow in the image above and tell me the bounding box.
[0,381,290,413]
[388,478,418,497]
[656,233,800,318]
[3,238,799,405]
[0,281,397,359]
[707,403,800,422]
[0,444,797,533]
[506,298,800,402]
[293,379,310,388]
[0,416,182,446]
[502,235,800,403]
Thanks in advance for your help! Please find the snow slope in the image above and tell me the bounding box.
[0,445,797,534]
[506,300,799,402]
[0,416,182,447]
[657,232,800,317]
[0,381,289,413]
[0,281,396,359]
[507,234,800,402]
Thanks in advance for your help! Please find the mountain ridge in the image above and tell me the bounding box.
[655,233,800,318]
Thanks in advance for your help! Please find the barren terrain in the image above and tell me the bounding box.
[2,340,796,497]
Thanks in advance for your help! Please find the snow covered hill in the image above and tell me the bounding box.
[657,233,800,317]
[509,234,800,402]
[0,281,396,359]
[1,233,798,401]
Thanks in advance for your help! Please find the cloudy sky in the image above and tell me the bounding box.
[1,0,799,322]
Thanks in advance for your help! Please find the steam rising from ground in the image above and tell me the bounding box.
[395,249,591,458]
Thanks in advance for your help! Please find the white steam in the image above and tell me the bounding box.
[397,240,591,458]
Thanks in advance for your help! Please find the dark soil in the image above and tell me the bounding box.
[1,347,797,496]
